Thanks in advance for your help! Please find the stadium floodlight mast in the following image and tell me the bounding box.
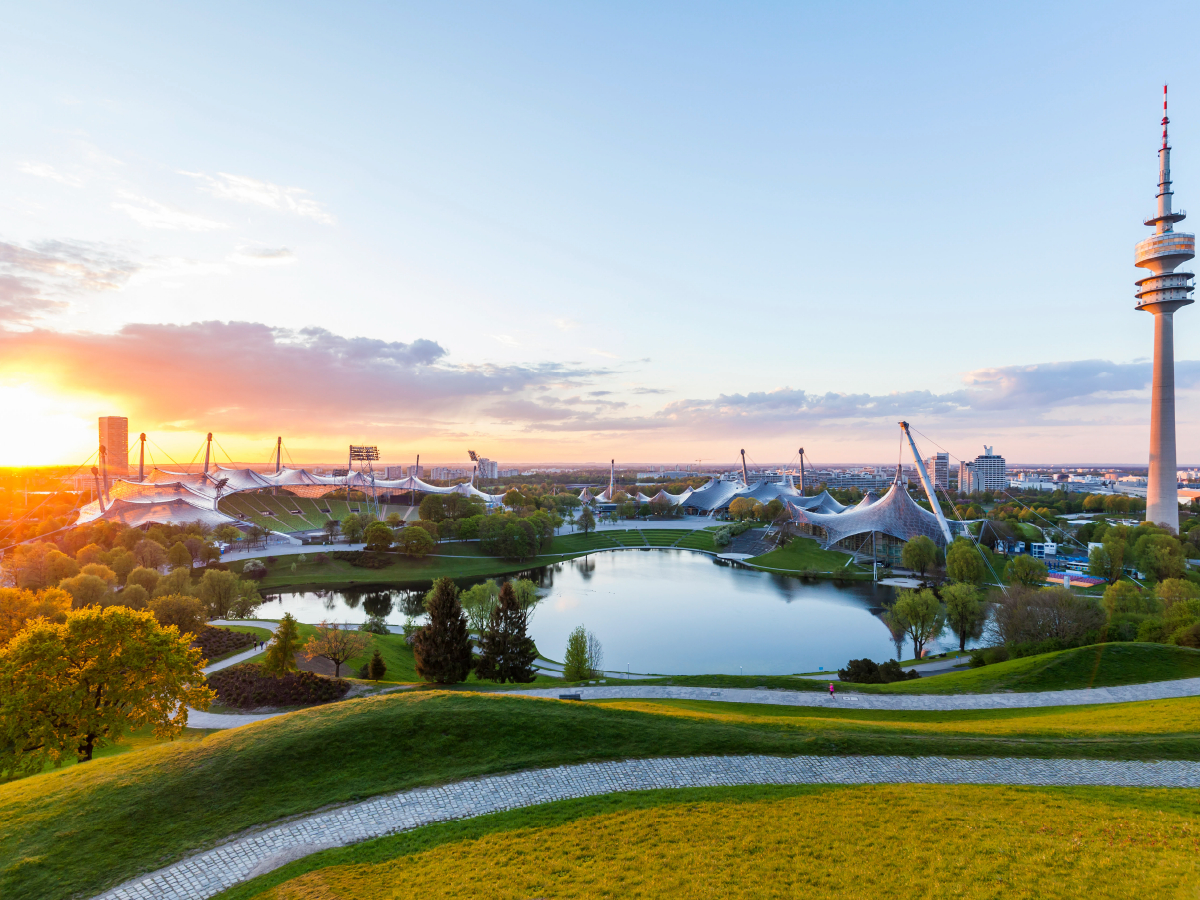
[348,445,381,518]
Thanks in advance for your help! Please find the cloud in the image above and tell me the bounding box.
[18,162,83,187]
[228,247,296,266]
[554,318,580,331]
[184,172,334,224]
[492,334,519,346]
[113,192,228,231]
[963,359,1200,409]
[0,321,599,434]
[589,348,619,359]
[0,240,140,324]
[631,387,670,395]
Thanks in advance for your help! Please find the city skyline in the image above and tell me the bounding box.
[2,3,1198,467]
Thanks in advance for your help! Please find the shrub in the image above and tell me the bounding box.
[205,663,349,708]
[988,586,1105,647]
[314,553,330,564]
[192,625,255,661]
[242,559,268,581]
[1173,621,1200,649]
[838,658,919,683]
[359,614,390,635]
[360,648,387,681]
[968,645,1010,668]
[713,527,732,549]
[329,550,394,569]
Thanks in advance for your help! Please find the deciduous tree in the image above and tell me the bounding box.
[57,574,111,609]
[942,583,986,651]
[363,521,394,552]
[148,594,206,636]
[886,589,945,659]
[901,535,938,577]
[341,513,366,543]
[0,587,71,645]
[946,540,985,584]
[1006,554,1049,587]
[303,621,370,678]
[412,578,472,683]
[0,606,213,775]
[168,542,192,570]
[396,525,436,558]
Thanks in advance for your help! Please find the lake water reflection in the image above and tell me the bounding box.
[258,549,965,675]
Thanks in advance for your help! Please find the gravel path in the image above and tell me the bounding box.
[92,754,1200,900]
[506,680,1200,710]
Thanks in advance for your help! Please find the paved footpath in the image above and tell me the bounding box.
[93,754,1200,900]
[508,678,1200,711]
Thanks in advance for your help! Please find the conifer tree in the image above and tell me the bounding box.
[412,577,473,683]
[263,612,300,674]
[475,582,538,683]
[367,648,387,681]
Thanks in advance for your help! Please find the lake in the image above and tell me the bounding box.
[257,549,969,675]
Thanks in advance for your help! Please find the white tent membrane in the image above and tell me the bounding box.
[789,477,946,551]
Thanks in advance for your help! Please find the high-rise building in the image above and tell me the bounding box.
[1135,87,1195,530]
[476,458,499,480]
[960,446,1006,494]
[924,452,949,489]
[98,416,129,475]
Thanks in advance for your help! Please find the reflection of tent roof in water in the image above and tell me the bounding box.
[789,479,946,549]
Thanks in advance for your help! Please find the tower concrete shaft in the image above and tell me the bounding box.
[1135,86,1195,530]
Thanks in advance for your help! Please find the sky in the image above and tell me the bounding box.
[2,1,1199,470]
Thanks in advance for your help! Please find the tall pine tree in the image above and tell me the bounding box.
[412,577,473,683]
[475,581,538,683]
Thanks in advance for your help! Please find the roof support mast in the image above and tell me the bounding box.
[899,421,954,545]
[740,449,749,485]
[138,433,146,482]
[203,433,212,475]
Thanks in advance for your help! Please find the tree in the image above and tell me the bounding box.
[363,521,395,552]
[1102,581,1159,617]
[989,586,1106,647]
[263,613,301,674]
[901,536,938,577]
[0,587,71,645]
[474,582,538,683]
[133,539,168,570]
[366,648,387,681]
[57,574,111,609]
[945,540,985,584]
[385,512,403,527]
[1133,533,1186,582]
[459,579,500,635]
[563,625,589,681]
[121,584,150,609]
[0,606,214,774]
[1101,532,1127,585]
[323,519,339,541]
[1006,555,1048,587]
[167,542,192,570]
[578,506,596,536]
[341,513,365,543]
[126,565,160,596]
[81,563,117,586]
[108,548,136,585]
[587,630,604,678]
[942,583,986,651]
[153,567,193,598]
[198,569,240,618]
[46,550,79,586]
[396,525,436,558]
[1157,578,1200,609]
[303,621,370,678]
[148,594,206,637]
[412,578,473,683]
[886,589,945,659]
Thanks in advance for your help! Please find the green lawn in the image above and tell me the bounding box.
[7,689,1200,900]
[747,536,865,574]
[607,643,1200,695]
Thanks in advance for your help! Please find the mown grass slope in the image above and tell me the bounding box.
[618,643,1200,694]
[5,690,1200,900]
[221,784,1200,900]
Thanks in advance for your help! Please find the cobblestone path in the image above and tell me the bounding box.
[94,754,1200,900]
[510,678,1200,710]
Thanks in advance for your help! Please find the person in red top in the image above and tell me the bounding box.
[828,682,836,698]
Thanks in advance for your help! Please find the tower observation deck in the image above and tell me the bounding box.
[1136,85,1195,530]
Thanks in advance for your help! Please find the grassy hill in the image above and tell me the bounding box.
[618,643,1200,695]
[218,783,1200,900]
[5,689,1200,900]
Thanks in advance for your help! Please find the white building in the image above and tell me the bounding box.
[960,446,1006,494]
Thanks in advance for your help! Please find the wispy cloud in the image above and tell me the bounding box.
[18,162,83,188]
[554,318,580,331]
[589,348,619,359]
[228,247,296,266]
[112,192,228,231]
[0,240,140,324]
[492,334,519,346]
[183,172,334,224]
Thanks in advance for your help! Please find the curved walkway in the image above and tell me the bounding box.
[189,620,283,730]
[508,680,1200,710]
[93,754,1200,900]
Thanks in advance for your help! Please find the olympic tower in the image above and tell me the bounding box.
[1135,86,1195,530]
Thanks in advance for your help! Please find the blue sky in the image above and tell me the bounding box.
[1,2,1197,467]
